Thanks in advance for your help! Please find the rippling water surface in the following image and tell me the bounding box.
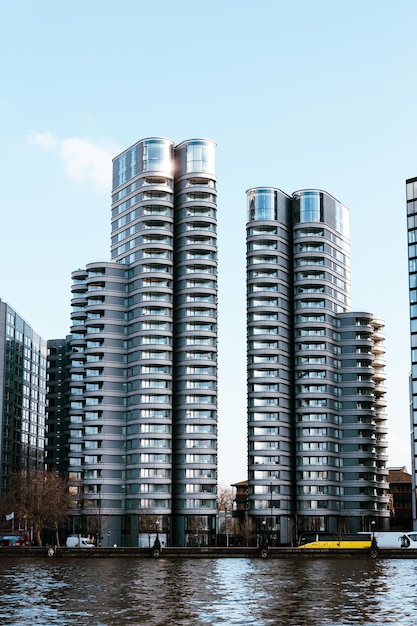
[0,556,416,625]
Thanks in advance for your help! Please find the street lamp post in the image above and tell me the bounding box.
[225,508,229,547]
[153,520,161,558]
[261,519,266,545]
[370,520,375,539]
[260,519,269,557]
[370,520,377,558]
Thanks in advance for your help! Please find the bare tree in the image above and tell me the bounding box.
[239,516,255,547]
[337,516,350,535]
[0,499,14,523]
[138,506,157,548]
[187,516,206,546]
[8,469,71,546]
[287,513,298,547]
[217,483,233,511]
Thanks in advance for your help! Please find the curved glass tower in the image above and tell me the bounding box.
[246,188,293,542]
[293,190,350,528]
[171,140,217,545]
[247,187,389,541]
[112,137,175,544]
[67,138,217,547]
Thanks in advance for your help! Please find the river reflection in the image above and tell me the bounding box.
[0,556,417,625]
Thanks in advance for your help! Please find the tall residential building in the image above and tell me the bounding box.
[246,188,389,542]
[406,175,417,529]
[0,300,47,495]
[45,338,71,475]
[63,138,217,546]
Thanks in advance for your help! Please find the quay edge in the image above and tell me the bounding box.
[1,547,417,559]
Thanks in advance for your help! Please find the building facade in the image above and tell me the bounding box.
[246,188,389,542]
[61,138,218,546]
[387,466,413,530]
[0,300,47,496]
[406,176,417,529]
[45,338,71,475]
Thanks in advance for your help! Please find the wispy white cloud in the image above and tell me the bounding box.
[29,131,59,152]
[28,132,119,192]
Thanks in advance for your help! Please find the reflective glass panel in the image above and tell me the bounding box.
[247,189,277,221]
[186,141,215,174]
[143,140,172,173]
[296,191,322,223]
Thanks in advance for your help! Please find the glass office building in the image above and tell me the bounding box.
[64,138,217,546]
[0,300,47,496]
[247,188,389,541]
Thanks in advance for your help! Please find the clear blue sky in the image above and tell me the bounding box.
[1,0,415,485]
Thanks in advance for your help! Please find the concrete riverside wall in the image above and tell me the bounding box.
[2,546,417,559]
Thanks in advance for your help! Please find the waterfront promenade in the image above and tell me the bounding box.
[1,545,416,559]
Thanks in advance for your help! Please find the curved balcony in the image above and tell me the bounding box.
[70,323,86,335]
[70,334,86,349]
[371,318,385,330]
[372,369,386,382]
[71,310,86,322]
[374,383,386,395]
[374,397,388,409]
[371,343,385,355]
[372,357,386,368]
[71,282,87,295]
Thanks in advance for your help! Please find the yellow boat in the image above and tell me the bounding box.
[298,532,373,549]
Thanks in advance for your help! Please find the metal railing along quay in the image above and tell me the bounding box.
[2,546,417,559]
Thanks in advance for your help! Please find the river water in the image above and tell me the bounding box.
[0,556,416,625]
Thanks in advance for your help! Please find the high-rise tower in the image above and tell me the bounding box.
[246,188,389,542]
[406,175,417,528]
[65,138,217,547]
